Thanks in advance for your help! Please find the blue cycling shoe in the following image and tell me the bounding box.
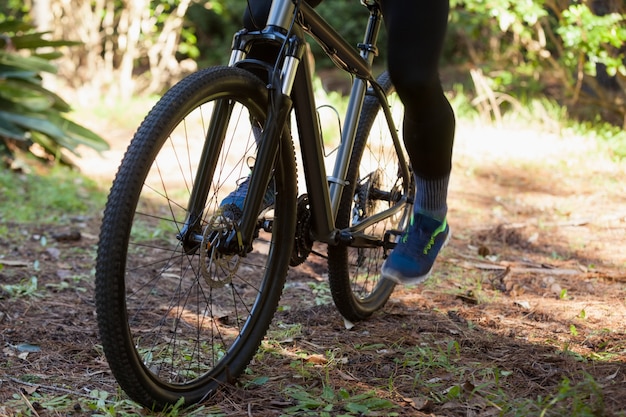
[381,212,450,285]
[219,176,275,221]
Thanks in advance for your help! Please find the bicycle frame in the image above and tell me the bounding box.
[190,0,411,252]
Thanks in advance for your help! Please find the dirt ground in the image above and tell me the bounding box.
[1,118,625,416]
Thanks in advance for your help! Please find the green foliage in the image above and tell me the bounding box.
[558,4,626,77]
[152,0,201,60]
[313,1,386,68]
[186,1,250,66]
[0,20,108,165]
[450,0,626,78]
[284,384,396,416]
[537,374,605,416]
[0,276,39,298]
[567,117,626,160]
[449,0,626,126]
[0,0,28,20]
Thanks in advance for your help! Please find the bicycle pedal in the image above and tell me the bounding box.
[382,229,402,255]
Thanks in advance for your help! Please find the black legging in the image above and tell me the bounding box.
[243,0,455,180]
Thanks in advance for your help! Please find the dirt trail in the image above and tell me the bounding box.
[1,117,625,416]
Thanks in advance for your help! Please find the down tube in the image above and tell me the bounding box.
[291,59,336,243]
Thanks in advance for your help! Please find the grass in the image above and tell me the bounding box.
[1,390,225,417]
[0,163,106,224]
[283,384,397,416]
[450,82,626,161]
[2,252,619,408]
[244,332,613,417]
[1,297,619,416]
[578,121,626,161]
[70,95,159,132]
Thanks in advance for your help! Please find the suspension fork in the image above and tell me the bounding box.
[234,92,292,251]
[178,88,294,255]
[178,0,305,254]
[177,99,234,253]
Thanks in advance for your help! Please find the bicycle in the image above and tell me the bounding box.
[95,0,414,409]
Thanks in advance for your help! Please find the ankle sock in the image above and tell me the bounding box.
[413,174,449,221]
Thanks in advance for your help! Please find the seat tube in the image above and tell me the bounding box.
[328,80,367,216]
[328,4,383,216]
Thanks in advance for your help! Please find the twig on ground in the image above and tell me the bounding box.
[8,377,88,399]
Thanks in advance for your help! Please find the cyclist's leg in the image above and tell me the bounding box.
[381,0,454,186]
[380,0,455,284]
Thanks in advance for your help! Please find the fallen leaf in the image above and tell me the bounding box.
[22,384,39,395]
[343,317,355,330]
[408,396,434,411]
[306,354,328,365]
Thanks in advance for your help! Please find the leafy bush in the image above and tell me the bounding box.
[0,20,108,166]
[449,0,626,127]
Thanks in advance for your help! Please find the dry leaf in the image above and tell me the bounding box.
[22,384,39,395]
[306,354,328,365]
[343,317,355,330]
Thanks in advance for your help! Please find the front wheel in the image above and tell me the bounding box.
[328,72,413,321]
[95,66,297,409]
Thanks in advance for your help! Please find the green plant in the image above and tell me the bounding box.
[284,384,397,416]
[0,20,108,165]
[557,5,626,78]
[268,322,304,341]
[449,0,626,126]
[308,281,333,306]
[1,276,40,298]
[6,392,73,415]
[1,388,222,417]
[538,375,605,417]
[569,119,626,160]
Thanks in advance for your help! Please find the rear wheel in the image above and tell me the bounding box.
[328,72,413,321]
[95,66,296,408]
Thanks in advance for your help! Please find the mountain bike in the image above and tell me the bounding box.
[95,0,413,409]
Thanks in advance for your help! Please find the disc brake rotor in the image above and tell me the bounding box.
[199,213,241,288]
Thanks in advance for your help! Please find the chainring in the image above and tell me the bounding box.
[290,194,313,266]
